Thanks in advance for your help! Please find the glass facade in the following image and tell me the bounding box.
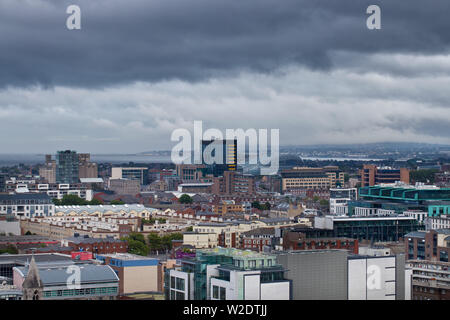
[333,218,419,242]
[56,150,79,184]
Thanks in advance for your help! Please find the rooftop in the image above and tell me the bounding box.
[0,193,52,201]
[79,178,104,183]
[404,231,427,239]
[97,253,158,261]
[15,263,119,285]
[0,253,73,265]
[55,204,153,214]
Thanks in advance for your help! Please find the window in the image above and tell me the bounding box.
[176,277,185,291]
[213,285,219,299]
[176,291,185,300]
[220,287,226,300]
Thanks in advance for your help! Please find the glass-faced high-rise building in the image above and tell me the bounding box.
[201,139,237,177]
[56,150,79,184]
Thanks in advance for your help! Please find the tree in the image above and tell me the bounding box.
[147,232,183,252]
[0,245,18,254]
[319,199,329,207]
[186,226,193,232]
[25,231,32,235]
[128,232,146,244]
[179,194,193,204]
[251,201,262,210]
[147,233,163,252]
[410,169,438,184]
[62,194,88,205]
[110,199,125,205]
[161,233,183,251]
[89,198,103,205]
[127,239,149,256]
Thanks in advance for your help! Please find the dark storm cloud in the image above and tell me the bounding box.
[1,0,450,88]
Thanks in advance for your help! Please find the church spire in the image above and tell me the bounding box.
[22,255,43,289]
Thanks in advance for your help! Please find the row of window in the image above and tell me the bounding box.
[43,286,118,298]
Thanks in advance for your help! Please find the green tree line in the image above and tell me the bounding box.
[121,232,183,256]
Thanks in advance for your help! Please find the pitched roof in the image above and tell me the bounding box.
[22,256,43,289]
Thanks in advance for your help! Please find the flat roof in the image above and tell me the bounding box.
[97,253,158,261]
[79,178,104,183]
[0,253,73,265]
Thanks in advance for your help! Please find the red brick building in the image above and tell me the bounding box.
[63,235,128,256]
[241,228,276,252]
[282,231,358,254]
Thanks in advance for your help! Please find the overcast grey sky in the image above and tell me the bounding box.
[1,0,450,153]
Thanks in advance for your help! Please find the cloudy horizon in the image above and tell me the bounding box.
[1,0,450,153]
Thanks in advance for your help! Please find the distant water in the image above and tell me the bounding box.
[300,156,385,161]
[0,154,172,166]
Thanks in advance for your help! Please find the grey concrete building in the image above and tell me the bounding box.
[277,250,348,300]
[276,250,411,300]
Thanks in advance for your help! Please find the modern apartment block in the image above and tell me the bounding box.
[277,250,411,300]
[281,166,345,192]
[404,229,450,262]
[329,188,358,215]
[0,194,55,218]
[10,181,93,201]
[165,248,290,300]
[111,167,149,185]
[407,260,450,300]
[56,150,80,184]
[361,164,410,187]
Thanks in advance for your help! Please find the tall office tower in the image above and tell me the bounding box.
[78,153,98,178]
[201,139,237,177]
[56,150,79,184]
[39,154,57,183]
